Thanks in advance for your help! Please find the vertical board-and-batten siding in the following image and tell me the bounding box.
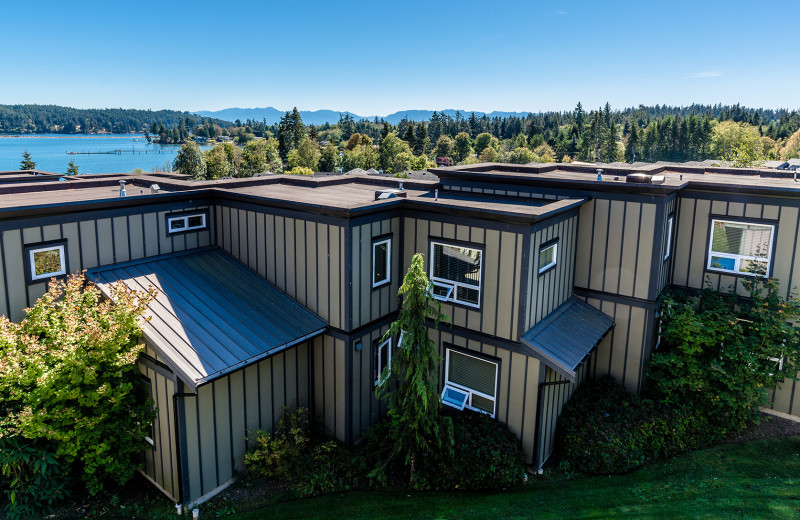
[214,204,345,329]
[0,205,212,321]
[351,217,401,329]
[312,334,347,441]
[350,323,393,438]
[430,328,541,464]
[525,214,578,330]
[402,216,523,342]
[180,340,311,502]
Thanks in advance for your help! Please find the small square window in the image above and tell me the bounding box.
[29,245,66,281]
[372,238,391,288]
[538,241,558,274]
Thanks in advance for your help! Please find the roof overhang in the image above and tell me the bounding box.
[521,297,614,381]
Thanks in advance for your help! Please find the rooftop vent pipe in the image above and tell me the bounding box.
[119,180,127,197]
[596,169,603,181]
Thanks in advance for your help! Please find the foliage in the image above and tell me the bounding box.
[244,408,364,498]
[378,133,412,174]
[318,143,340,172]
[648,279,800,436]
[174,142,206,179]
[781,127,800,159]
[289,136,321,171]
[0,273,156,494]
[434,135,453,160]
[509,147,536,164]
[413,411,526,490]
[375,253,452,484]
[452,132,472,163]
[0,436,70,520]
[242,138,281,175]
[19,150,35,170]
[285,166,315,176]
[66,159,79,175]
[556,378,713,475]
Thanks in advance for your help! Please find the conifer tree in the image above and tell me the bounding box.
[20,150,36,170]
[66,159,79,175]
[625,123,640,162]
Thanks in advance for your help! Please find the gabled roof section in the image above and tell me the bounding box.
[521,297,614,381]
[90,248,326,389]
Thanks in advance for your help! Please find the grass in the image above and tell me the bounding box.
[225,436,800,520]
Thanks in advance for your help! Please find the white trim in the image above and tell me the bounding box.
[29,244,66,280]
[429,241,482,308]
[664,215,674,260]
[441,385,468,410]
[374,336,392,386]
[706,218,774,277]
[371,238,391,288]
[538,242,558,273]
[443,349,498,417]
[167,213,207,233]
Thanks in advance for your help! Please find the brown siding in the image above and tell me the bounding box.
[350,325,393,439]
[311,334,347,441]
[351,217,401,329]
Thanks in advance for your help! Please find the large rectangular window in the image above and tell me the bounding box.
[372,238,391,288]
[441,349,498,417]
[538,240,558,274]
[167,213,207,234]
[707,219,774,276]
[430,242,482,308]
[28,244,66,281]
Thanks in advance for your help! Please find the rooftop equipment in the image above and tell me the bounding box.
[119,180,127,197]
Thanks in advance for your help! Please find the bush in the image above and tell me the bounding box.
[556,378,715,475]
[244,407,365,498]
[285,166,314,176]
[0,436,70,520]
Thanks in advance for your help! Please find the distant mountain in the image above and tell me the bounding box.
[194,107,534,126]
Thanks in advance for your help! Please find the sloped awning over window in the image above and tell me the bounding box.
[521,297,614,382]
[90,248,326,389]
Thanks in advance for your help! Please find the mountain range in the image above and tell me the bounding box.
[193,107,534,126]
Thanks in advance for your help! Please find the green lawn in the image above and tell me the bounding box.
[227,436,800,520]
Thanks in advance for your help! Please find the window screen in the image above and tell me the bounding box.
[430,242,481,307]
[708,220,773,276]
[448,350,496,397]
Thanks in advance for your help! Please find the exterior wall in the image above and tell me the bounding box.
[770,378,800,416]
[139,344,180,502]
[214,202,346,329]
[311,334,348,441]
[178,340,312,503]
[656,196,678,292]
[0,202,213,321]
[350,216,401,329]
[524,213,578,330]
[349,322,393,440]
[402,214,526,342]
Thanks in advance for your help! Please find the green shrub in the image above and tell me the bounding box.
[245,407,365,498]
[556,378,715,475]
[285,166,314,176]
[0,436,70,520]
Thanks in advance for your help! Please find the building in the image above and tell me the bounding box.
[1,162,799,505]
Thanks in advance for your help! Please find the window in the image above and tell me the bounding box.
[538,240,558,274]
[707,219,774,276]
[167,213,207,234]
[372,238,391,288]
[28,244,66,281]
[430,242,482,308]
[664,215,674,260]
[441,349,498,417]
[374,337,392,386]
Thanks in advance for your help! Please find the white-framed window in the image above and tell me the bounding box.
[707,219,774,277]
[664,215,674,260]
[441,349,498,417]
[167,213,207,234]
[372,238,391,288]
[538,240,558,274]
[430,242,482,308]
[374,337,392,386]
[29,244,66,281]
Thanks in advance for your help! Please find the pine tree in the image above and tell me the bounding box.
[625,123,640,162]
[20,150,36,170]
[66,159,79,175]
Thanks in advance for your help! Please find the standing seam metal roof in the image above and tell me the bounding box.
[90,248,326,389]
[521,297,614,381]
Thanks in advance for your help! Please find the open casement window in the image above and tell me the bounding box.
[167,213,207,234]
[430,242,481,308]
[372,238,391,288]
[538,241,558,274]
[373,337,392,386]
[29,244,66,281]
[441,349,498,417]
[707,219,774,276]
[664,215,674,261]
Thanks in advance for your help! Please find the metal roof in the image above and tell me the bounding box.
[521,297,614,381]
[90,248,326,389]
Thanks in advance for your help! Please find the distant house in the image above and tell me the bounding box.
[0,163,799,506]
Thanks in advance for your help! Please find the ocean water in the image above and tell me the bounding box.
[0,134,210,174]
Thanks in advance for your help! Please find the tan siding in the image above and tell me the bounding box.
[574,201,594,287]
[589,199,609,291]
[604,200,625,293]
[634,204,655,299]
[687,199,711,289]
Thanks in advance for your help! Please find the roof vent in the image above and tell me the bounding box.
[626,173,653,184]
[375,188,407,200]
[650,175,665,184]
[119,180,127,197]
[150,183,160,194]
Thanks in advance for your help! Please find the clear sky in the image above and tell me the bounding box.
[3,0,798,116]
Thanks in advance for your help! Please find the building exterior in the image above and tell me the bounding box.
[1,162,799,505]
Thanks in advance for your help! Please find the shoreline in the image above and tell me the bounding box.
[0,134,143,139]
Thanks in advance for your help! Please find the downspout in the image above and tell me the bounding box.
[173,388,197,506]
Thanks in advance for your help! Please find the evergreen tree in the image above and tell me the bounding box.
[376,253,452,484]
[66,159,79,175]
[625,123,640,162]
[20,150,36,170]
[414,123,431,156]
[574,102,586,133]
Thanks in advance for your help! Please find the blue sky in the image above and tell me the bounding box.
[3,0,798,115]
